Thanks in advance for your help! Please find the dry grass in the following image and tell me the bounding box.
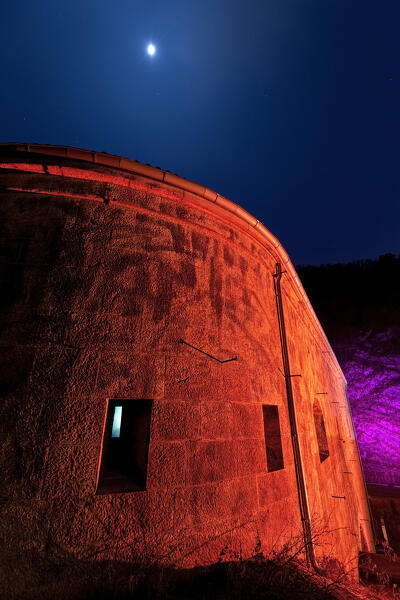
[1,546,397,600]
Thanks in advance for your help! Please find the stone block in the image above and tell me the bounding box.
[281,433,295,467]
[151,400,201,441]
[43,395,105,446]
[188,482,224,528]
[41,442,99,499]
[29,345,100,399]
[188,441,236,484]
[229,475,259,517]
[235,439,266,476]
[221,360,251,402]
[1,437,48,498]
[257,469,296,507]
[201,401,232,439]
[165,354,223,402]
[96,353,164,399]
[0,500,49,552]
[147,441,186,489]
[232,402,264,439]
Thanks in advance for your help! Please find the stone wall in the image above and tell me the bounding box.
[0,146,374,570]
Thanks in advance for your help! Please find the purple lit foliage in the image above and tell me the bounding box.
[334,328,400,486]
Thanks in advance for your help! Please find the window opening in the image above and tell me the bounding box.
[336,416,342,440]
[111,405,122,438]
[97,399,152,494]
[360,524,368,552]
[262,405,284,472]
[313,399,329,462]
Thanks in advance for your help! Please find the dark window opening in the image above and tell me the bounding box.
[313,400,329,462]
[335,416,342,440]
[262,405,284,472]
[360,524,368,552]
[97,399,152,494]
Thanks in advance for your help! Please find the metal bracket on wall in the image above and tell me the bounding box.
[277,367,301,378]
[179,339,237,363]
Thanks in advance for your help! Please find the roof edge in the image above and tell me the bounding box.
[0,142,345,380]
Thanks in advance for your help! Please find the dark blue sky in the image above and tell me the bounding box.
[1,1,399,264]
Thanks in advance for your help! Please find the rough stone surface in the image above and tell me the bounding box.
[0,146,374,571]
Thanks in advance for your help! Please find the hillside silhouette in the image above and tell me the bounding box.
[297,253,400,339]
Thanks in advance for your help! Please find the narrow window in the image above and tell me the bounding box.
[111,405,123,438]
[360,524,368,552]
[313,400,329,462]
[335,416,342,440]
[262,405,284,472]
[97,399,152,494]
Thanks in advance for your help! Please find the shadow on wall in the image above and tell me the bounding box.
[1,547,365,600]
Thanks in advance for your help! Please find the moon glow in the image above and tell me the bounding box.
[147,44,156,56]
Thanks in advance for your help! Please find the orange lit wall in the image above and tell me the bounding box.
[0,144,374,572]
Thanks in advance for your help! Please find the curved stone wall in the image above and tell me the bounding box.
[0,144,374,569]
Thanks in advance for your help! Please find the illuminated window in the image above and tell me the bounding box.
[313,400,329,462]
[262,405,284,472]
[97,399,152,494]
[111,405,122,437]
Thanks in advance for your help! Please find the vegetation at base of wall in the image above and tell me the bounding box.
[1,547,396,600]
[3,515,397,599]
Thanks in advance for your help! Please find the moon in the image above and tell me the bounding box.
[147,43,156,56]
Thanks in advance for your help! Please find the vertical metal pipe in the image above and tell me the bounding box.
[273,262,323,573]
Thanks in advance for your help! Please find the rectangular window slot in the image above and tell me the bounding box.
[111,405,122,438]
[313,400,329,462]
[262,405,284,472]
[97,399,152,494]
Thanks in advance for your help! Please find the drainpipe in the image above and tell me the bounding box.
[273,262,323,574]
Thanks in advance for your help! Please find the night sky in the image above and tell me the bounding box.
[1,1,399,265]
